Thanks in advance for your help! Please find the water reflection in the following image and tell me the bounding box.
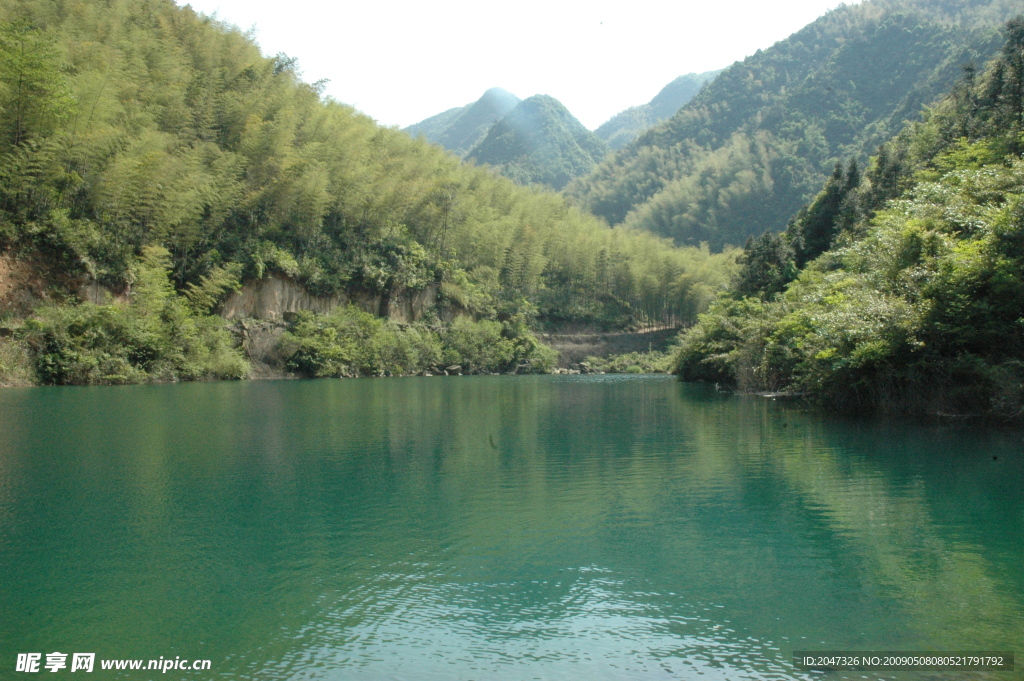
[0,377,1020,680]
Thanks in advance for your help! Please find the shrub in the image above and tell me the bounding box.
[18,247,248,384]
[585,350,675,374]
[279,308,557,377]
[0,336,33,386]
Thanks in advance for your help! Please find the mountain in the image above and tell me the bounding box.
[569,0,1023,250]
[403,88,520,156]
[0,0,739,385]
[675,16,1024,419]
[466,95,610,190]
[595,70,722,150]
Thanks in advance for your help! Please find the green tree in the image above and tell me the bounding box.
[735,231,796,299]
[0,21,74,148]
[789,159,861,266]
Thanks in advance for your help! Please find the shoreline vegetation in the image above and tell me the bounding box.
[0,257,684,386]
[674,17,1024,423]
[0,243,683,386]
[0,247,684,386]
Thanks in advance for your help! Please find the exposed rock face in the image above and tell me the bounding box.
[220,275,353,321]
[386,285,439,324]
[218,274,442,323]
[1,250,132,316]
[2,252,452,327]
[0,253,39,315]
[1,252,122,315]
[77,281,128,305]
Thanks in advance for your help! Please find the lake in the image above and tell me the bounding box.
[0,375,1021,679]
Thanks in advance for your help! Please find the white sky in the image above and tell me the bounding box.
[181,0,861,130]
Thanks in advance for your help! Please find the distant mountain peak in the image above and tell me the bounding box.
[595,69,722,150]
[404,88,520,156]
[481,87,518,101]
[467,94,609,190]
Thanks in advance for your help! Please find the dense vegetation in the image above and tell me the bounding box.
[12,246,248,384]
[281,307,556,378]
[403,87,520,157]
[569,0,1022,250]
[466,95,609,190]
[583,349,674,374]
[594,70,721,151]
[0,0,738,386]
[675,18,1024,420]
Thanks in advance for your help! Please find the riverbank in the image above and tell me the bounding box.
[539,327,680,368]
[0,243,688,387]
[0,304,684,387]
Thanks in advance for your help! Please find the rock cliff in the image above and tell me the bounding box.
[218,275,443,323]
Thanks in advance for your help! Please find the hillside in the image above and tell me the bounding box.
[466,95,610,190]
[403,87,520,156]
[569,0,1023,250]
[0,0,738,386]
[675,16,1024,420]
[595,70,722,150]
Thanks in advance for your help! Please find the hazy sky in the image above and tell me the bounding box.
[182,0,861,130]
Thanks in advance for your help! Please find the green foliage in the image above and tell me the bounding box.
[678,164,1024,414]
[732,155,863,301]
[440,316,514,372]
[674,297,774,386]
[789,159,862,266]
[0,20,74,148]
[279,307,556,377]
[184,262,243,314]
[570,0,1017,249]
[584,350,675,374]
[17,247,248,384]
[500,314,558,372]
[735,231,796,299]
[0,335,33,385]
[280,307,442,377]
[676,22,1024,420]
[0,2,733,332]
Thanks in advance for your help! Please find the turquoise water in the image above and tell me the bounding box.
[0,375,1021,680]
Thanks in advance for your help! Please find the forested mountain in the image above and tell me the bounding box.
[675,17,1024,420]
[0,0,738,386]
[466,95,609,190]
[403,87,520,156]
[569,0,1024,250]
[595,70,722,150]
